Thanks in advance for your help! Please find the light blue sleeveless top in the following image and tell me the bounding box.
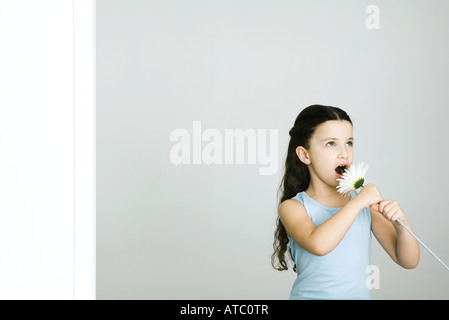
[288,191,372,300]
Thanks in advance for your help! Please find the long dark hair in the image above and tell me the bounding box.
[271,104,353,272]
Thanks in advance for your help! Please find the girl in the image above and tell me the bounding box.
[272,105,420,300]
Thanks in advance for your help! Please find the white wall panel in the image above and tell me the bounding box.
[0,0,95,299]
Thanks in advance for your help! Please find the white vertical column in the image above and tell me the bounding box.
[74,0,96,300]
[0,0,75,299]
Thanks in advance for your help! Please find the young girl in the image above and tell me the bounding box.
[272,105,420,300]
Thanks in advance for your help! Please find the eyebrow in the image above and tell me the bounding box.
[322,137,354,141]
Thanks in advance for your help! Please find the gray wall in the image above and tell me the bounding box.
[97,0,449,299]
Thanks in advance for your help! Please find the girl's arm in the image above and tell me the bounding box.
[279,197,367,256]
[280,183,382,256]
[370,201,420,269]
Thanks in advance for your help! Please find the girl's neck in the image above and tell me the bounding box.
[306,181,350,208]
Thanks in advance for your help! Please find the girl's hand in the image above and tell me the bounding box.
[371,199,407,223]
[353,183,383,209]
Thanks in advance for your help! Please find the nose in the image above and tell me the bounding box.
[338,146,348,159]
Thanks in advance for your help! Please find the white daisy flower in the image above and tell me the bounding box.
[336,161,369,196]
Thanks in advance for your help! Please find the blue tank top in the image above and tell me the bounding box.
[288,191,372,300]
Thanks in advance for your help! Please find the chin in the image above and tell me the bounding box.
[328,179,340,188]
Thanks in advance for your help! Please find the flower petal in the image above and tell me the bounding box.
[336,161,369,196]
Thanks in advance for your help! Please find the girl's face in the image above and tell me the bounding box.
[297,120,354,188]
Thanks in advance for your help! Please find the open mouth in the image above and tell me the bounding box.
[335,165,347,177]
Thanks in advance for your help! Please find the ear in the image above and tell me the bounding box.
[295,146,310,165]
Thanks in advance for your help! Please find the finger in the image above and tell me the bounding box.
[378,200,391,213]
[390,208,404,222]
[370,204,380,212]
[385,207,400,221]
[383,201,398,215]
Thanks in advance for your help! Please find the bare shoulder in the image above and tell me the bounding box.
[278,198,317,250]
[279,199,306,217]
[278,199,310,229]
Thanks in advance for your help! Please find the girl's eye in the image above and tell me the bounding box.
[326,141,353,147]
